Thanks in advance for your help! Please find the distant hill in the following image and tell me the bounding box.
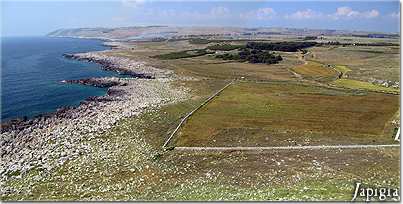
[47,26,399,41]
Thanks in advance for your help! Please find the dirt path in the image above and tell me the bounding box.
[175,144,400,151]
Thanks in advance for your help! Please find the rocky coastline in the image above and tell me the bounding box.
[62,77,128,88]
[63,53,155,79]
[0,50,189,192]
[0,77,127,134]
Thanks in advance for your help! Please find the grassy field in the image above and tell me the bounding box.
[165,53,300,81]
[305,45,400,82]
[291,61,338,81]
[334,65,351,77]
[176,81,399,147]
[105,43,300,82]
[152,49,214,60]
[321,35,399,44]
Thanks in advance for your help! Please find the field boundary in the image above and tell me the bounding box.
[174,144,400,151]
[163,80,234,148]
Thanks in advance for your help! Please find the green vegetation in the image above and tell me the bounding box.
[159,179,354,201]
[305,46,400,82]
[177,82,399,147]
[292,61,337,79]
[215,53,241,61]
[246,41,317,52]
[173,41,320,64]
[303,36,317,40]
[188,38,211,44]
[239,49,282,64]
[332,79,399,94]
[165,53,297,81]
[215,48,283,64]
[334,65,351,76]
[152,49,214,60]
[206,43,245,51]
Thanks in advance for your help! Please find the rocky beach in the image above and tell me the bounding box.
[0,48,190,195]
[63,51,169,78]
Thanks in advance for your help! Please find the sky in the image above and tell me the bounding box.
[1,0,401,36]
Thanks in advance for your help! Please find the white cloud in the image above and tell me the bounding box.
[364,9,380,18]
[256,8,276,19]
[285,9,321,20]
[283,7,381,21]
[335,7,359,17]
[331,7,379,19]
[240,8,276,20]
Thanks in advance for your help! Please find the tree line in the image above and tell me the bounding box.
[245,41,317,52]
[216,48,282,64]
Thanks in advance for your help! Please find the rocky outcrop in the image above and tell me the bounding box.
[62,77,127,88]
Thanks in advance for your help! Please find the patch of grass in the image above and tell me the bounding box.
[334,65,351,76]
[6,170,21,177]
[158,147,399,201]
[306,45,400,82]
[177,81,399,147]
[246,41,317,52]
[332,79,399,94]
[5,145,398,201]
[292,61,338,80]
[158,179,351,201]
[152,49,214,60]
[165,53,298,81]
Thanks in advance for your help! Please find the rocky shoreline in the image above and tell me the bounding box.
[63,52,171,78]
[62,77,128,88]
[63,53,154,79]
[0,50,189,191]
[0,77,126,135]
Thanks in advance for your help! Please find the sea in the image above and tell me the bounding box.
[1,36,120,122]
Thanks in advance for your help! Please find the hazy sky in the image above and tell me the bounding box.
[1,0,400,36]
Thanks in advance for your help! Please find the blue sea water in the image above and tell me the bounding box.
[1,36,120,121]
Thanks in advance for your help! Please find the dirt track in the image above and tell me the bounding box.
[175,144,400,151]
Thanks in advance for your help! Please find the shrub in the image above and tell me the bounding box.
[189,38,210,44]
[246,41,317,52]
[207,44,246,51]
[216,48,282,64]
[152,49,214,60]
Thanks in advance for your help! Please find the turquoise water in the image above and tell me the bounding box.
[1,36,120,121]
